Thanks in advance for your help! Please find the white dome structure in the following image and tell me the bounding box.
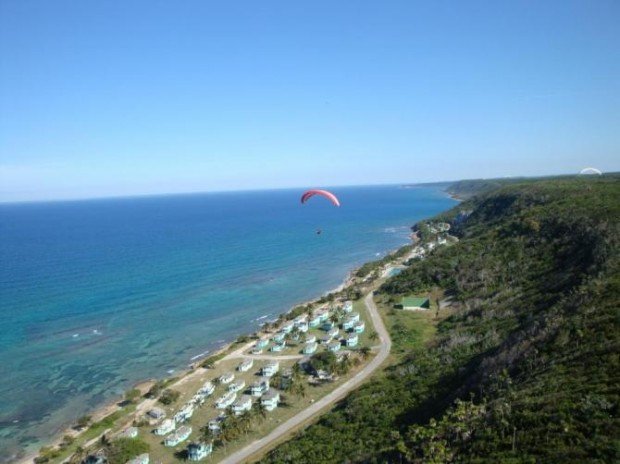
[579,167,603,175]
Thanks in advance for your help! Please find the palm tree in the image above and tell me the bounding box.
[219,407,239,442]
[369,330,378,341]
[359,346,371,359]
[68,446,86,464]
[329,313,339,327]
[337,356,352,375]
[215,437,226,451]
[222,414,241,441]
[256,401,267,419]
[291,362,302,379]
[292,381,307,398]
[271,371,283,389]
[239,411,252,435]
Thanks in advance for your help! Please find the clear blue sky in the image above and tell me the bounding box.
[1,0,619,202]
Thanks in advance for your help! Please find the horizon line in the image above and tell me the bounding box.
[1,171,615,206]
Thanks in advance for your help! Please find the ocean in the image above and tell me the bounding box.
[0,185,455,460]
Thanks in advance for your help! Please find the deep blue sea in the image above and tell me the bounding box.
[0,185,455,460]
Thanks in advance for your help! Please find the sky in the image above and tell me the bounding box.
[1,0,619,202]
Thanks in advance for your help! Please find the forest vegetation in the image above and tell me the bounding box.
[260,175,619,463]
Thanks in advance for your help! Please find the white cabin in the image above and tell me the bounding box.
[262,361,279,377]
[164,425,192,447]
[260,389,280,412]
[154,418,176,436]
[187,442,212,461]
[228,379,246,393]
[126,454,149,464]
[250,378,270,397]
[237,359,254,372]
[232,395,253,415]
[198,381,215,396]
[215,391,237,409]
[219,372,235,384]
[174,404,194,423]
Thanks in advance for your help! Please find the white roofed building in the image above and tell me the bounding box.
[237,359,254,372]
[260,389,280,412]
[250,378,270,397]
[232,395,253,415]
[164,425,192,447]
[262,361,279,377]
[219,372,235,384]
[187,442,213,461]
[154,418,176,436]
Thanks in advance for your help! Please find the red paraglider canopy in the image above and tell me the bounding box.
[300,189,341,207]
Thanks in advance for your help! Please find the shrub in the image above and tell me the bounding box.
[75,415,91,429]
[144,381,165,399]
[124,388,141,402]
[58,434,74,449]
[158,389,180,405]
[309,351,337,373]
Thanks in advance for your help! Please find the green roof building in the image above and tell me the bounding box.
[395,296,430,310]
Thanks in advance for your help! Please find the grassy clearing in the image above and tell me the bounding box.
[378,300,439,357]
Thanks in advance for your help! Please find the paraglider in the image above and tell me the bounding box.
[300,189,340,236]
[300,189,341,207]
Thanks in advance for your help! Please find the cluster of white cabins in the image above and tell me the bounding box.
[408,222,454,260]
[252,300,365,356]
[132,357,286,462]
[74,226,457,464]
[106,300,366,463]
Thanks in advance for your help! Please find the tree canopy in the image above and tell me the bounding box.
[261,175,620,463]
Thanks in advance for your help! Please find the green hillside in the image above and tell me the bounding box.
[260,176,620,463]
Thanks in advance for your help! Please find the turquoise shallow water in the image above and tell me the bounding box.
[0,185,455,460]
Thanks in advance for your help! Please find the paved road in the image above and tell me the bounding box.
[218,292,391,464]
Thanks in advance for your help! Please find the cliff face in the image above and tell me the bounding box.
[262,176,620,464]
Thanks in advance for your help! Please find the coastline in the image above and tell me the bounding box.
[445,190,464,202]
[15,240,404,464]
[13,184,458,464]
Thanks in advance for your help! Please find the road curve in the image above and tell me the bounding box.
[218,292,391,464]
